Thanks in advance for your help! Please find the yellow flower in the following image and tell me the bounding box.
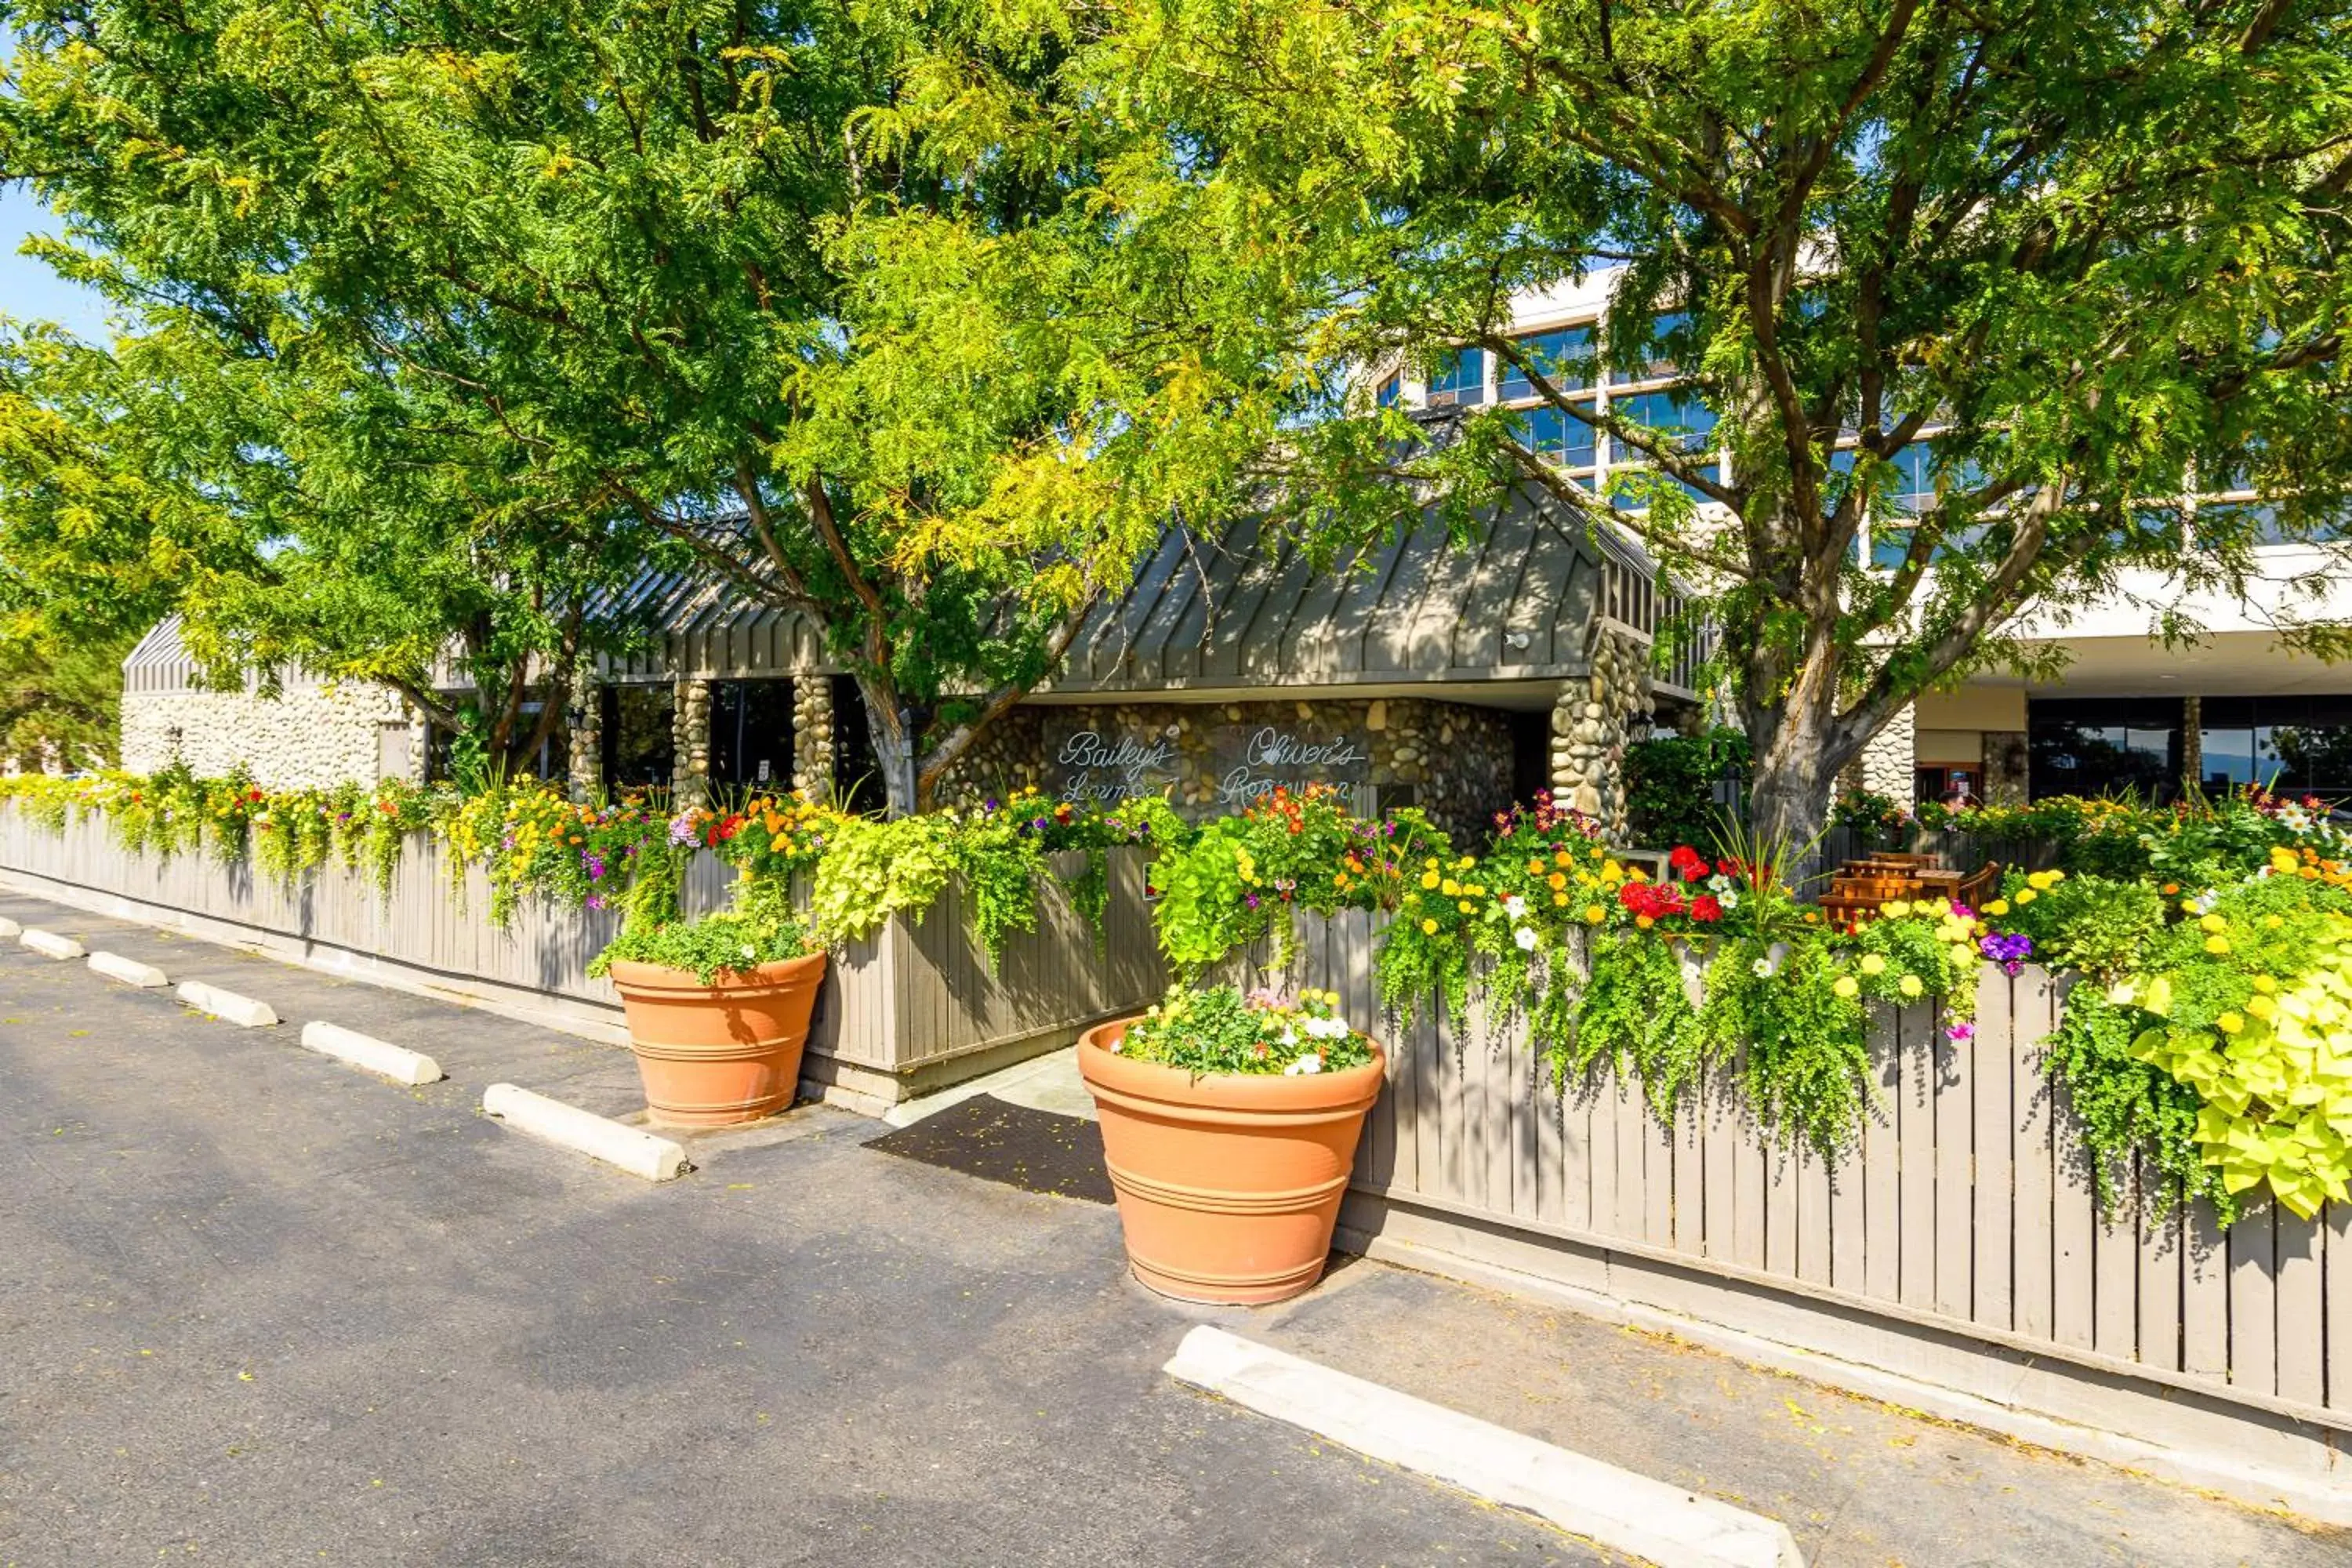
[1527,858,1546,877]
[1882,898,1911,918]
[1635,913,1655,930]
[1899,974,1924,999]
[2204,935,2230,955]
[2270,846,2300,873]
[2253,975,2278,993]
[1441,879,1460,897]
[1553,891,1570,906]
[1457,900,1475,913]
[2246,995,2277,1019]
[2180,898,2201,914]
[1421,918,1439,935]
[1984,898,2009,916]
[1833,975,1860,999]
[1588,845,1604,860]
[2198,913,2226,934]
[2027,870,2055,891]
[2263,914,2285,930]
[2216,1011,2245,1035]
[2048,869,2066,884]
[2015,888,2037,905]
[1860,953,1887,975]
[1583,904,1606,924]
[1548,872,1567,890]
[1421,870,1440,889]
[1457,855,1475,869]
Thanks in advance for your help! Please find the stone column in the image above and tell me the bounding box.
[404,707,429,786]
[1549,627,1653,837]
[672,677,712,809]
[568,677,604,802]
[792,675,836,803]
[1855,704,1916,800]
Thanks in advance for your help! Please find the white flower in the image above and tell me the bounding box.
[1279,1027,1298,1047]
[1751,957,1775,978]
[1503,895,1529,919]
[2188,889,2219,914]
[740,943,756,958]
[1284,1054,1324,1075]
[1304,1015,1349,1040]
[1109,1037,1124,1053]
[1514,926,1539,952]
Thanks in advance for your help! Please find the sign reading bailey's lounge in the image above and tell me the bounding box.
[1210,725,1369,805]
[1045,719,1181,804]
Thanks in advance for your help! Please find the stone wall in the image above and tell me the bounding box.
[940,696,1519,841]
[1848,703,1917,801]
[793,677,835,803]
[121,681,408,789]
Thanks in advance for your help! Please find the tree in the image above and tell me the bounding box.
[1090,0,2352,843]
[0,319,652,782]
[1,0,1289,813]
[0,627,129,768]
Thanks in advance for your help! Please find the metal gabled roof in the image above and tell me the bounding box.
[1046,480,1682,698]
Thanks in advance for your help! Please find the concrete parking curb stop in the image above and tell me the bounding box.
[0,916,20,938]
[20,928,86,960]
[300,1021,443,1086]
[175,980,278,1028]
[89,951,169,988]
[1163,1326,1806,1568]
[481,1083,689,1181]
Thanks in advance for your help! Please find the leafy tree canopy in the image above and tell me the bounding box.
[1,0,1305,811]
[1076,0,2352,840]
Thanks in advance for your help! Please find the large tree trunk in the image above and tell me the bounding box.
[855,670,921,818]
[1740,647,1863,865]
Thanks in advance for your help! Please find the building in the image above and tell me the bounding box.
[1378,270,2352,806]
[113,483,1702,840]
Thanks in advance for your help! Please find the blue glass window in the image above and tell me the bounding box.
[1519,405,1599,469]
[1612,310,1687,384]
[1498,326,1594,400]
[1611,389,1717,456]
[1374,373,1400,409]
[1426,348,1486,408]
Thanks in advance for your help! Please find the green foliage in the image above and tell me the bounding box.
[1623,728,1748,854]
[1116,984,1376,1077]
[1567,927,1708,1117]
[1081,0,2352,845]
[1990,873,2164,983]
[2043,988,2230,1223]
[0,627,131,768]
[1702,935,1874,1165]
[589,877,818,986]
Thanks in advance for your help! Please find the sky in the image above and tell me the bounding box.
[0,185,117,341]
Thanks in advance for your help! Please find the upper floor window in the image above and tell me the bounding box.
[1373,373,1401,409]
[1610,388,1717,457]
[1515,404,1598,474]
[1611,310,1688,385]
[1498,325,1594,401]
[1426,348,1487,408]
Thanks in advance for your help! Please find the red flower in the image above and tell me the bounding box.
[1668,845,1708,881]
[1690,895,1722,923]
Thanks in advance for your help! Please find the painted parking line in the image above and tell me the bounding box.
[1165,1326,1806,1568]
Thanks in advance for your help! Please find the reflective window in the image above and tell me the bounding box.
[1498,325,1595,399]
[1610,389,1717,456]
[1425,348,1486,408]
[1518,405,1598,469]
[1611,310,1688,384]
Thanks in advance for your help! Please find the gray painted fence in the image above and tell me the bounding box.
[0,805,1164,1108]
[1265,909,2350,1497]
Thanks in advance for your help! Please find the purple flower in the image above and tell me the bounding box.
[1244,893,1261,910]
[586,893,605,911]
[586,853,606,880]
[1979,931,2033,975]
[1946,1022,1974,1043]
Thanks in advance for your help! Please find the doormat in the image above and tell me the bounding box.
[866,1094,1114,1205]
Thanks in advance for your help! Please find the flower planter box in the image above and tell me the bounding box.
[0,804,1167,1112]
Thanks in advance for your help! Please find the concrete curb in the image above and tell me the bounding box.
[89,951,169,988]
[20,927,86,960]
[0,916,20,938]
[301,1021,443,1086]
[1164,1327,1805,1568]
[481,1083,688,1181]
[175,980,278,1028]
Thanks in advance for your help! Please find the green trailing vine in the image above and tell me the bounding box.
[1565,927,1708,1118]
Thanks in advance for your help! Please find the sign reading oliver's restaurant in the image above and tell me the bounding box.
[1043,716,1370,808]
[1209,725,1369,806]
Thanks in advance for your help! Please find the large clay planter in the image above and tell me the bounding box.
[1076,1017,1386,1306]
[607,953,829,1128]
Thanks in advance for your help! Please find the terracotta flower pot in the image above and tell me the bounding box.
[607,953,829,1128]
[1076,1017,1386,1306]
